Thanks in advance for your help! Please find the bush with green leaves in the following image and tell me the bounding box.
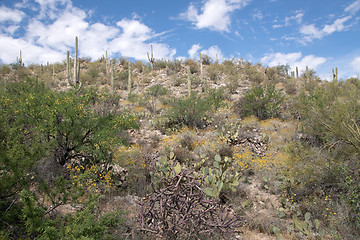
[0,78,138,238]
[164,90,225,130]
[294,78,360,229]
[235,85,284,120]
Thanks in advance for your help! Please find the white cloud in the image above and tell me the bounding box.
[300,16,351,43]
[0,6,25,23]
[188,44,202,58]
[0,1,175,64]
[285,12,303,26]
[345,0,360,15]
[261,52,326,73]
[109,18,175,60]
[180,0,249,32]
[299,24,324,41]
[322,16,351,34]
[34,0,72,19]
[0,34,64,64]
[351,56,360,72]
[201,45,225,62]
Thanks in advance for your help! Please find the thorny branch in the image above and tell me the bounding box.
[137,170,242,239]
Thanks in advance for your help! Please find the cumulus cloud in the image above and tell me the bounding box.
[351,56,360,72]
[187,44,225,62]
[180,0,250,32]
[201,45,224,62]
[0,0,175,64]
[0,6,25,23]
[300,16,351,43]
[0,34,65,64]
[261,52,326,73]
[188,44,202,58]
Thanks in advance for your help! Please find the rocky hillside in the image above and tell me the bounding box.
[1,58,359,240]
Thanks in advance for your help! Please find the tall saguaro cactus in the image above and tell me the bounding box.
[187,66,192,97]
[296,66,299,79]
[73,36,79,84]
[128,61,133,97]
[111,59,115,94]
[67,36,82,91]
[199,52,203,77]
[147,44,155,70]
[332,67,338,82]
[17,50,23,67]
[66,51,71,83]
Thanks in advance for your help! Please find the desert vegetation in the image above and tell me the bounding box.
[0,50,359,239]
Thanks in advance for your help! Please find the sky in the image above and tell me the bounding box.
[0,0,359,80]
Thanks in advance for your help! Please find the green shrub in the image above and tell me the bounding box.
[165,94,209,129]
[0,78,138,238]
[184,59,200,74]
[289,77,360,230]
[146,84,168,97]
[235,85,284,120]
[164,90,225,130]
[245,65,264,84]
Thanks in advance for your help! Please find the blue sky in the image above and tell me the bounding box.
[0,0,359,79]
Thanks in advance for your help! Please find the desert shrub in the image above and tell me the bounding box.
[245,65,264,84]
[287,78,360,232]
[184,59,200,74]
[146,84,168,97]
[0,64,11,75]
[235,85,284,120]
[170,74,185,87]
[265,67,280,83]
[116,71,129,90]
[165,94,209,129]
[166,59,182,74]
[201,54,212,65]
[207,64,222,82]
[134,60,146,73]
[163,90,225,130]
[226,74,239,94]
[18,192,126,239]
[0,78,138,238]
[153,59,168,70]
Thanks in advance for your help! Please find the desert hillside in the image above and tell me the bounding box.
[1,55,359,240]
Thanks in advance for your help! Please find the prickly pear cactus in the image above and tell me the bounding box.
[201,154,241,197]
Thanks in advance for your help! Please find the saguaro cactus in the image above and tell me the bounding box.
[187,66,192,97]
[199,52,203,77]
[128,61,133,97]
[296,66,299,79]
[332,67,338,82]
[52,64,55,82]
[66,51,71,83]
[68,36,82,91]
[73,36,79,84]
[147,44,155,70]
[17,50,23,67]
[111,59,115,94]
